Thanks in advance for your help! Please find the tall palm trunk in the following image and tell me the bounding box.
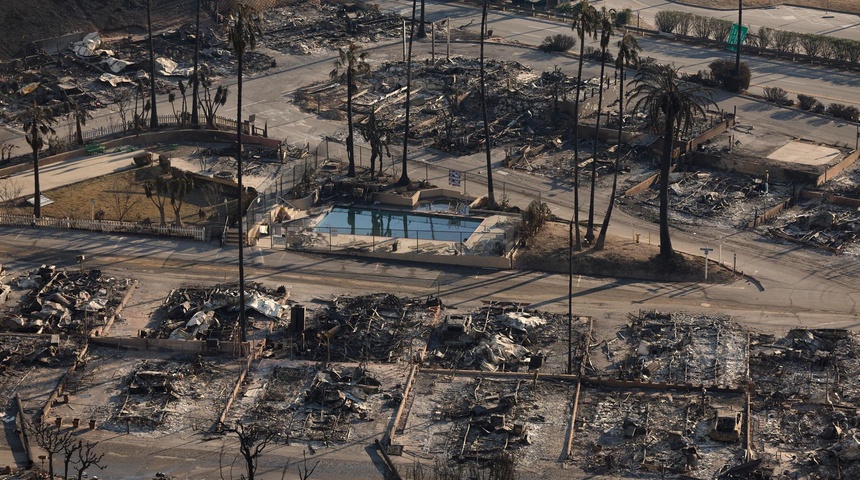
[572,37,586,250]
[31,122,41,218]
[585,49,608,243]
[148,0,159,129]
[418,0,427,38]
[191,0,201,126]
[595,65,624,250]
[480,0,495,209]
[397,0,418,186]
[346,67,356,177]
[236,16,248,344]
[659,110,675,258]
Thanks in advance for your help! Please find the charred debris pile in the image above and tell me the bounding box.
[262,1,403,55]
[2,265,132,336]
[296,58,581,157]
[148,283,289,342]
[600,311,748,387]
[425,303,566,373]
[290,293,436,363]
[109,357,227,431]
[249,364,392,443]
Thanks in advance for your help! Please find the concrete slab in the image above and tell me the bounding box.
[766,141,841,166]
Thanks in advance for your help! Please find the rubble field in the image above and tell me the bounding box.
[50,347,241,434]
[398,375,572,474]
[593,311,749,388]
[767,161,860,255]
[571,389,745,477]
[1,265,134,336]
[238,360,407,445]
[423,303,585,375]
[283,293,436,363]
[750,328,860,479]
[148,282,290,343]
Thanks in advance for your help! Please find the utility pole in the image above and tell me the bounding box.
[734,0,743,77]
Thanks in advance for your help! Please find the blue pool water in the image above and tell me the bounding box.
[315,206,483,242]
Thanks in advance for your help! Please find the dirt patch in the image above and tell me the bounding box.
[6,164,230,226]
[515,221,737,283]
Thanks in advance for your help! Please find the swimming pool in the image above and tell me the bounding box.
[315,206,483,242]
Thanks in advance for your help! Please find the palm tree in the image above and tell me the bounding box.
[397,0,419,186]
[23,101,56,218]
[147,0,158,129]
[570,0,598,250]
[191,0,202,127]
[65,95,93,146]
[480,0,496,209]
[629,63,715,258]
[228,2,262,345]
[585,6,616,244]
[595,33,640,251]
[330,43,370,178]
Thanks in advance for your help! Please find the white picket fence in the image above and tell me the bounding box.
[0,214,207,241]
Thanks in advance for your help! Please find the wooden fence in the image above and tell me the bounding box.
[0,214,207,241]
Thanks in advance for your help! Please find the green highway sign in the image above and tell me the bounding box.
[727,23,749,52]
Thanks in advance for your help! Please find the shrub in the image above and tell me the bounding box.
[692,16,714,39]
[797,94,818,111]
[654,11,683,33]
[827,103,860,122]
[708,59,751,93]
[539,34,576,53]
[754,26,773,49]
[520,200,552,241]
[676,12,694,36]
[813,103,826,114]
[763,86,791,105]
[583,46,614,63]
[712,19,733,42]
[772,30,798,53]
[615,8,633,27]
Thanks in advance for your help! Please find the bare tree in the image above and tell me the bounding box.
[108,88,133,133]
[144,176,170,226]
[222,422,277,480]
[296,450,319,480]
[30,420,75,479]
[61,437,82,480]
[0,142,17,161]
[167,167,195,227]
[0,177,23,210]
[108,174,141,221]
[74,440,106,480]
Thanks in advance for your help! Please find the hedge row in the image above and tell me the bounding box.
[655,10,860,64]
